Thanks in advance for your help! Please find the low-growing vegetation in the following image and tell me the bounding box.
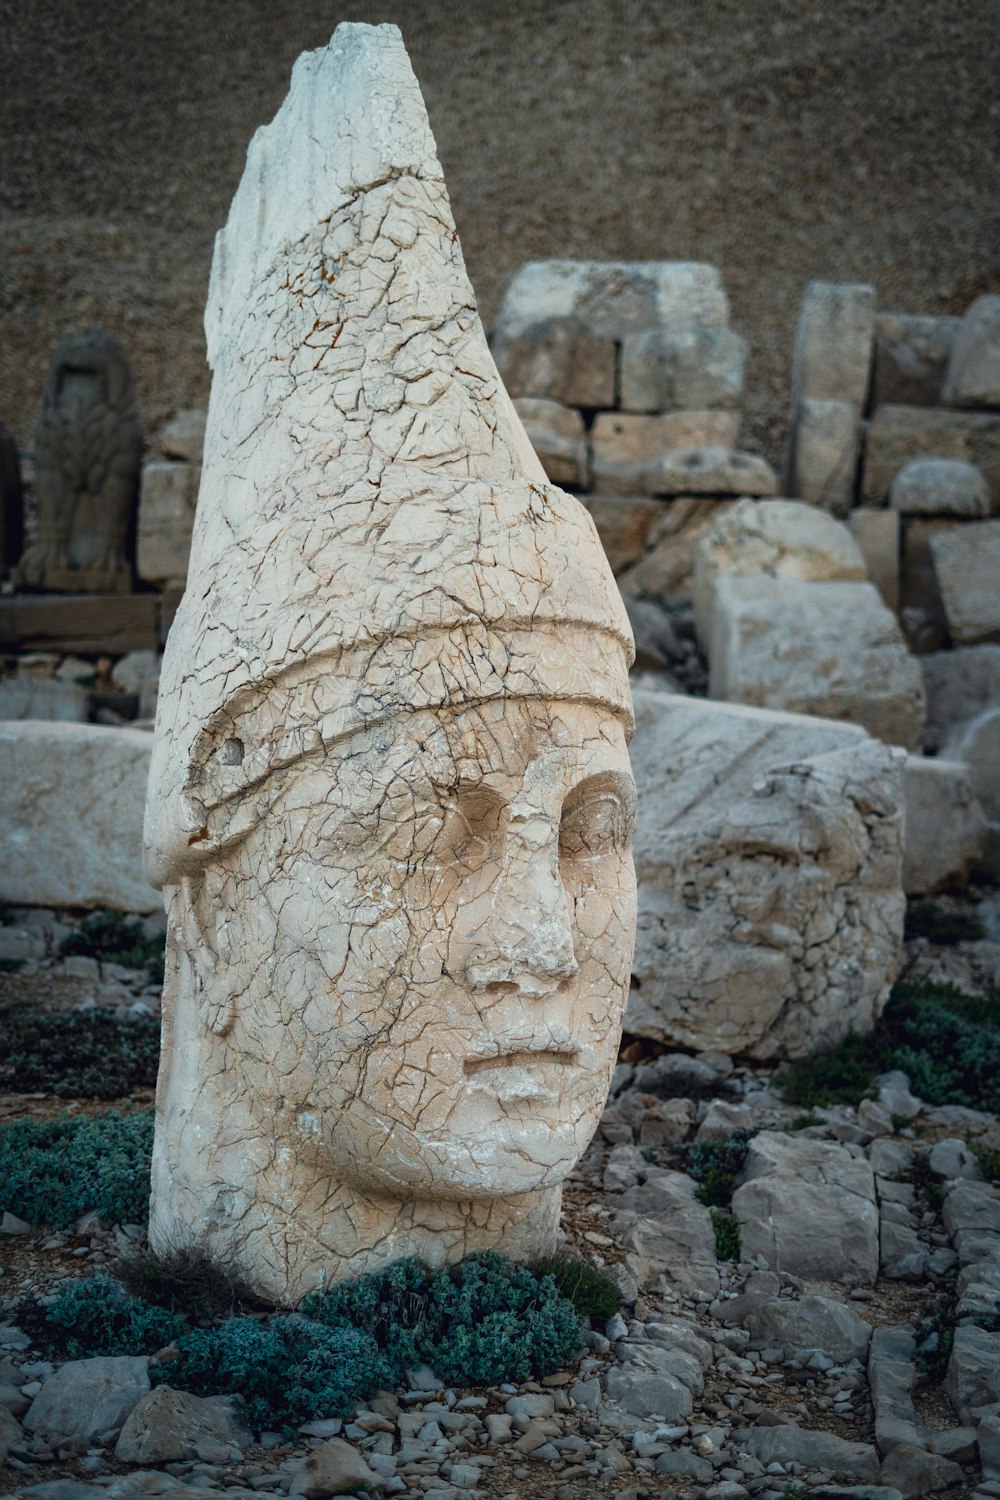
[59,910,166,986]
[684,1130,753,1208]
[710,1208,741,1261]
[529,1253,622,1320]
[0,1110,153,1229]
[0,1004,160,1098]
[903,897,986,947]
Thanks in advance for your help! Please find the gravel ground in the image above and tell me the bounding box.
[1,0,999,467]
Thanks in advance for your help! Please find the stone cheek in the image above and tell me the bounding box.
[151,698,636,1303]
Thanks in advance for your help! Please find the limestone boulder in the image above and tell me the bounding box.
[512,397,587,488]
[783,396,860,516]
[709,575,926,750]
[114,1385,251,1463]
[873,312,961,408]
[137,460,200,588]
[899,515,955,654]
[942,294,1000,410]
[942,707,1000,879]
[921,644,1000,752]
[945,1324,1000,1422]
[888,457,992,517]
[791,281,876,407]
[862,404,1000,507]
[849,507,900,610]
[732,1133,880,1284]
[736,1424,879,1481]
[160,407,207,463]
[0,721,157,912]
[580,496,663,574]
[642,445,777,498]
[619,325,746,413]
[290,1436,386,1497]
[619,496,735,603]
[744,1293,873,1363]
[628,691,904,1058]
[24,1356,150,1444]
[902,755,986,894]
[0,675,88,722]
[930,518,1000,645]
[693,498,867,651]
[590,410,740,494]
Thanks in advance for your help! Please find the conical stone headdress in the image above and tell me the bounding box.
[145,23,633,886]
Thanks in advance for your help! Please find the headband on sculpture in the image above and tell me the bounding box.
[145,22,633,888]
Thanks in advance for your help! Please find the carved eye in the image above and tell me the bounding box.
[440,784,504,873]
[559,781,635,860]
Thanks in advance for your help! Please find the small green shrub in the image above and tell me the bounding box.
[303,1251,585,1386]
[970,1139,1000,1183]
[60,911,165,986]
[0,1005,160,1098]
[710,1208,741,1261]
[0,1110,153,1229]
[776,1030,893,1109]
[528,1254,622,1320]
[14,1275,184,1359]
[0,958,24,973]
[904,898,986,946]
[684,1131,754,1208]
[116,1243,256,1319]
[158,1315,391,1430]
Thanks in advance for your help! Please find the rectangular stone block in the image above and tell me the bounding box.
[899,516,956,653]
[137,460,200,588]
[628,690,903,1059]
[580,495,664,574]
[921,644,1000,752]
[849,507,900,611]
[873,313,961,408]
[0,721,157,912]
[942,294,1000,410]
[590,410,740,495]
[930,518,1000,645]
[783,397,860,516]
[709,574,926,749]
[862,405,1000,506]
[494,260,730,341]
[0,675,88,722]
[791,281,876,407]
[618,496,735,603]
[902,755,986,895]
[0,594,159,655]
[619,326,746,413]
[512,398,588,488]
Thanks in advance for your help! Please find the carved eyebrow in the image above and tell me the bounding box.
[561,768,636,809]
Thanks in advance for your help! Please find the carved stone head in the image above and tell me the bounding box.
[145,24,634,1304]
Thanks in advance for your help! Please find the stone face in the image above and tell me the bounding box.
[930,518,1000,644]
[733,1133,880,1284]
[942,707,1000,879]
[783,397,860,517]
[942,294,1000,409]
[590,410,740,494]
[137,460,201,587]
[24,1356,150,1444]
[693,498,867,652]
[888,457,992,517]
[874,312,961,408]
[709,576,926,750]
[862,404,1000,507]
[792,281,876,407]
[642,446,777,498]
[114,1385,251,1463]
[921,644,1000,752]
[145,25,635,1307]
[628,691,904,1058]
[619,325,746,413]
[16,329,142,593]
[160,406,207,463]
[0,722,158,912]
[849,507,900,611]
[512,398,588,488]
[902,756,986,894]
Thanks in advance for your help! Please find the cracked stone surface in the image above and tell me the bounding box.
[144,24,635,1304]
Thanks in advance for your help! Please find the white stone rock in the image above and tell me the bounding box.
[494,258,729,342]
[642,446,777,498]
[137,460,200,588]
[145,24,635,1306]
[874,312,961,408]
[791,281,877,407]
[930,518,1000,645]
[0,721,157,912]
[581,496,664,574]
[733,1133,880,1284]
[619,325,746,413]
[160,406,207,463]
[888,457,992,517]
[114,1385,251,1463]
[942,294,1000,410]
[902,755,986,894]
[512,397,588,487]
[693,497,867,652]
[921,644,1000,752]
[744,1294,873,1363]
[709,575,926,750]
[590,410,740,495]
[849,507,900,611]
[628,691,904,1058]
[862,404,1000,507]
[289,1436,386,1497]
[0,675,88,722]
[783,397,860,517]
[24,1356,150,1444]
[942,706,1000,878]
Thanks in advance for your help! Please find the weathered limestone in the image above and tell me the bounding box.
[862,405,1000,507]
[16,328,142,593]
[643,445,777,498]
[590,410,740,494]
[628,691,904,1059]
[873,313,961,408]
[0,674,88,722]
[783,397,859,516]
[137,460,201,588]
[899,515,955,654]
[160,406,207,463]
[930,518,1000,644]
[581,496,663,575]
[709,575,926,749]
[921,644,1000,752]
[619,325,746,413]
[849,507,900,610]
[693,498,867,651]
[0,721,158,912]
[888,456,992,517]
[145,25,636,1306]
[902,756,986,894]
[512,397,588,488]
[791,281,876,408]
[942,294,1000,410]
[619,497,736,604]
[942,708,1000,879]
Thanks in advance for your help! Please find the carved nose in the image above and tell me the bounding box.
[463,848,579,994]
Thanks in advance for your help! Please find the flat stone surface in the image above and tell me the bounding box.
[0,594,159,655]
[745,1294,873,1363]
[619,324,746,413]
[943,294,1000,409]
[792,281,876,407]
[709,574,926,750]
[945,1324,1000,1421]
[931,519,1000,645]
[137,460,201,588]
[921,645,1000,753]
[902,755,985,894]
[160,406,207,463]
[581,495,664,574]
[0,675,88,722]
[784,396,860,517]
[628,690,903,1058]
[590,410,740,494]
[849,508,900,611]
[619,495,736,604]
[0,721,157,912]
[512,397,588,488]
[737,1423,880,1481]
[24,1356,150,1445]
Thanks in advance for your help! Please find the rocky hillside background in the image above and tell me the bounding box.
[1,0,998,466]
